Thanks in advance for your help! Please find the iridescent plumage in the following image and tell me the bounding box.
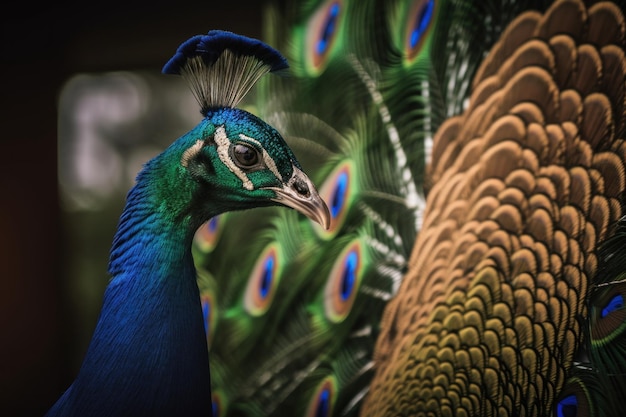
[46,30,329,417]
[198,1,626,416]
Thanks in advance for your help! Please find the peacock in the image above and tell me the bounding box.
[46,30,329,416]
[194,0,626,416]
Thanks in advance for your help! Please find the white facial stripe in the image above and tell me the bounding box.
[180,140,204,167]
[214,126,254,190]
[239,134,283,182]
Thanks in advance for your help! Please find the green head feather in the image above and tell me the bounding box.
[157,30,330,230]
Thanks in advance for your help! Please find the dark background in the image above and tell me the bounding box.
[1,2,263,415]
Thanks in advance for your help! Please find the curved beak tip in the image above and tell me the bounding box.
[267,166,332,231]
[317,200,331,231]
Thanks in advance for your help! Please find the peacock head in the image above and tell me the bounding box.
[160,30,329,229]
[172,106,330,229]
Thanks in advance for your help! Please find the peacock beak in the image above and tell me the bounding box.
[265,166,331,230]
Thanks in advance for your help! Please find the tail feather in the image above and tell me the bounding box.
[364,1,626,415]
[195,0,626,415]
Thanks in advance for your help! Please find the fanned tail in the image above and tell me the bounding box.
[364,1,626,416]
[193,0,626,416]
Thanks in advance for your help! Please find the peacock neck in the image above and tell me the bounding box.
[108,185,196,281]
[53,166,214,416]
[108,155,204,279]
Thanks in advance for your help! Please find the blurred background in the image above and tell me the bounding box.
[1,2,263,415]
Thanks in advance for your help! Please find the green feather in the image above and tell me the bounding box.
[196,1,626,416]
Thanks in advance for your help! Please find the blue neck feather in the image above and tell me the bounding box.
[47,160,213,417]
[47,28,292,416]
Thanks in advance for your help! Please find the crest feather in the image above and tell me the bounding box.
[162,30,288,113]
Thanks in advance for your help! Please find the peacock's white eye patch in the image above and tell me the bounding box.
[231,143,260,169]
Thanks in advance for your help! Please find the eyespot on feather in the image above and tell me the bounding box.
[305,376,337,417]
[306,0,344,75]
[194,215,225,253]
[589,282,626,345]
[404,0,436,62]
[200,290,217,349]
[554,376,593,417]
[314,160,356,239]
[556,394,579,417]
[324,239,364,323]
[211,391,225,417]
[244,243,283,316]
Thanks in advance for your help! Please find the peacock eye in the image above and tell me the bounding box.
[232,143,260,168]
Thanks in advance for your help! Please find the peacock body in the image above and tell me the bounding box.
[46,31,329,416]
[196,0,626,416]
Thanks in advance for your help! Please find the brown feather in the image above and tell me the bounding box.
[362,1,626,416]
